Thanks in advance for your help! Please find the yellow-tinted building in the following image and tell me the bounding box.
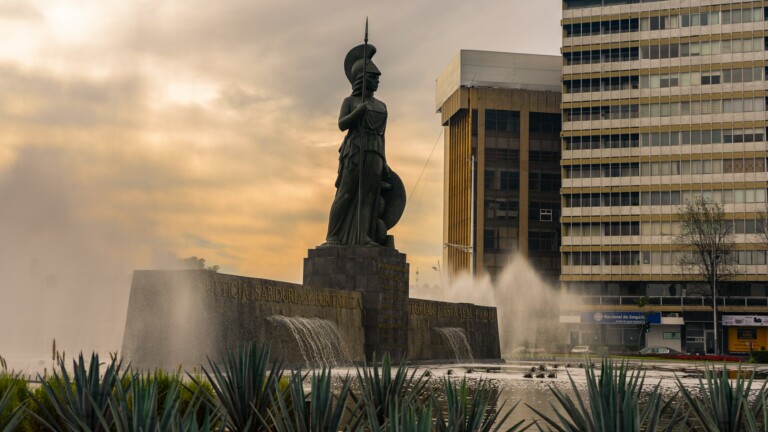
[436,51,562,282]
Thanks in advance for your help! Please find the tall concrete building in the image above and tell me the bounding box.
[561,0,768,354]
[436,51,562,281]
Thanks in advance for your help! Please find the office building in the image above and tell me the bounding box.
[561,0,768,353]
[436,50,562,281]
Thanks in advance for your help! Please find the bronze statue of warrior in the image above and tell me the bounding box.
[323,38,405,247]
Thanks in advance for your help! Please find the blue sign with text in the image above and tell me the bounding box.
[580,311,661,325]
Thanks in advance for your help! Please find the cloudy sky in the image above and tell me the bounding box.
[0,0,561,354]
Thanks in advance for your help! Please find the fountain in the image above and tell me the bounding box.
[120,32,501,369]
[266,315,351,368]
[434,327,474,362]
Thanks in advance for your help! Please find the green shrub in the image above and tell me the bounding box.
[749,350,768,364]
[0,372,28,432]
[26,375,73,432]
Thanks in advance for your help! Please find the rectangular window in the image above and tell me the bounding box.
[690,71,700,86]
[500,171,520,190]
[484,229,497,251]
[650,45,660,59]
[735,68,745,83]
[733,39,743,53]
[689,42,701,56]
[485,170,496,189]
[540,209,553,222]
[732,9,742,24]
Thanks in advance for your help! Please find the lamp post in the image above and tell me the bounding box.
[712,252,722,356]
[432,260,445,301]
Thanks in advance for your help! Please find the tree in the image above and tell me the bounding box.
[675,196,736,355]
[179,256,220,272]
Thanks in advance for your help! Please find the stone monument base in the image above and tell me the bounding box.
[121,247,502,369]
[303,246,410,361]
[121,270,366,369]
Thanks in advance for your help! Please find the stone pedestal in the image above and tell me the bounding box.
[304,246,410,361]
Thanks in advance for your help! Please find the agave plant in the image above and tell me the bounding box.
[742,393,768,432]
[366,398,433,432]
[109,370,216,432]
[181,372,219,429]
[433,376,528,432]
[109,371,180,432]
[0,372,27,432]
[353,353,431,428]
[31,352,125,432]
[528,359,685,432]
[201,342,283,432]
[268,368,361,432]
[675,363,768,432]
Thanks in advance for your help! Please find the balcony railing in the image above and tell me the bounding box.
[561,295,768,308]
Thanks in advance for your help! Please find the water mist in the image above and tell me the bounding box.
[438,254,560,358]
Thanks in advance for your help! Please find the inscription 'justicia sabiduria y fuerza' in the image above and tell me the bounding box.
[204,279,362,309]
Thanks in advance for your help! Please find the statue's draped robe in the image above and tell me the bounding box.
[327,103,387,245]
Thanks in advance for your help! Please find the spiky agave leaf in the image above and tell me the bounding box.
[30,351,125,432]
[200,343,283,432]
[675,363,768,432]
[367,397,432,432]
[433,375,528,432]
[109,370,191,432]
[353,353,431,428]
[268,368,361,432]
[528,359,683,432]
[181,371,221,430]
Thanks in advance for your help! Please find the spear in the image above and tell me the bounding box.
[356,18,368,244]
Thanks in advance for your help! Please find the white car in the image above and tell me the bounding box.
[570,345,594,354]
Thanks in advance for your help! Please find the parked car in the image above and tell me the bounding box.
[570,345,594,354]
[638,346,681,355]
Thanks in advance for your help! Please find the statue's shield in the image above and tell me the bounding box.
[381,170,406,229]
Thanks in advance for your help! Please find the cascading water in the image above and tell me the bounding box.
[434,327,474,361]
[266,315,351,368]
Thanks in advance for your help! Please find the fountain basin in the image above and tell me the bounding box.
[122,247,501,369]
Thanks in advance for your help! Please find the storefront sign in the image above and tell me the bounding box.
[580,311,661,325]
[727,326,768,353]
[722,315,768,327]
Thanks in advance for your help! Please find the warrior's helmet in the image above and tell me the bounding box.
[344,44,380,94]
